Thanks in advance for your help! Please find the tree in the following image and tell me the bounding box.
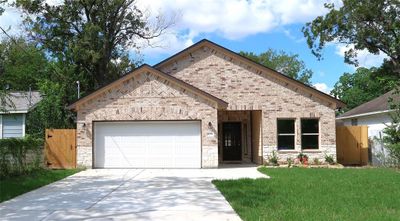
[15,0,172,91]
[240,50,313,85]
[331,67,397,112]
[302,0,400,75]
[0,0,5,15]
[0,0,9,112]
[382,89,400,167]
[0,38,50,91]
[26,80,75,138]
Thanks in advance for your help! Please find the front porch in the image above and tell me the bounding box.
[217,110,263,165]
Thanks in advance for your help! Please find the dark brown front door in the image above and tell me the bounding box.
[223,122,242,161]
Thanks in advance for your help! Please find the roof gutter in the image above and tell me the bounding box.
[336,109,394,120]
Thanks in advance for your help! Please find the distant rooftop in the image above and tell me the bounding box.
[1,91,42,113]
[337,90,400,119]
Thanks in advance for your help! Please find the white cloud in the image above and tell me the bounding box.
[0,6,23,37]
[313,83,331,94]
[335,44,388,68]
[135,0,341,57]
[1,0,342,58]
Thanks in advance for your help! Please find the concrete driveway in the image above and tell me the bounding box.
[0,166,267,221]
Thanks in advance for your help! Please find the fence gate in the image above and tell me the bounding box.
[336,126,368,165]
[45,129,76,169]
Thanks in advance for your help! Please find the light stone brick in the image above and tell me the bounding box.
[76,70,218,168]
[158,46,337,163]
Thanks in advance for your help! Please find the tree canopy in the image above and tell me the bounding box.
[302,0,400,75]
[331,67,397,112]
[0,38,50,91]
[15,0,172,91]
[240,49,313,85]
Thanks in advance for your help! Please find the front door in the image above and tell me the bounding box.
[222,122,242,161]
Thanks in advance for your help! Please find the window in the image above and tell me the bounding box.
[1,114,24,138]
[301,119,319,149]
[351,118,358,126]
[277,119,295,150]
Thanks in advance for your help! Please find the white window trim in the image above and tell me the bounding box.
[22,114,26,137]
[0,115,2,139]
[301,118,320,150]
[277,119,296,150]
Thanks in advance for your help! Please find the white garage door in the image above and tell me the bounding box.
[94,121,201,168]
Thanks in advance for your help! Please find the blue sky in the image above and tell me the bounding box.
[1,0,387,93]
[143,24,355,92]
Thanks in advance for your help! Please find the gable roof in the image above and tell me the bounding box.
[1,91,42,114]
[67,64,228,110]
[154,39,345,109]
[337,90,399,119]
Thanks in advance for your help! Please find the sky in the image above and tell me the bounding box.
[0,0,387,94]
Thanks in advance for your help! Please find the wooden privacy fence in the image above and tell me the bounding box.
[45,129,76,169]
[336,126,368,165]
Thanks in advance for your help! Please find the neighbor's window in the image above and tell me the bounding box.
[301,119,319,149]
[351,118,358,126]
[277,119,295,150]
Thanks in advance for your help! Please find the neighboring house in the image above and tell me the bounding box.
[68,39,344,169]
[336,90,399,165]
[0,91,42,139]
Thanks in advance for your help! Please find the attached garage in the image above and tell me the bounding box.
[94,121,201,168]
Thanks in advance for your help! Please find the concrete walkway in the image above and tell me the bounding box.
[0,166,268,221]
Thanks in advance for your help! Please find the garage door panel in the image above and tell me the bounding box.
[94,121,201,168]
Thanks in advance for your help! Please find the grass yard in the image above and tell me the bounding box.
[0,169,81,203]
[213,168,400,221]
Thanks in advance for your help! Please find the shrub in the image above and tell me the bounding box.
[286,157,293,168]
[313,158,321,165]
[297,152,308,164]
[382,88,400,168]
[266,151,279,166]
[0,136,44,177]
[325,154,336,165]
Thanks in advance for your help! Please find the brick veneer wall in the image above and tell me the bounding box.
[75,70,219,168]
[158,46,337,163]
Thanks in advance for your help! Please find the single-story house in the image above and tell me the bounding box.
[68,39,345,168]
[0,91,42,139]
[336,90,399,165]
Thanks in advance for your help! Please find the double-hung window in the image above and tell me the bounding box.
[301,119,319,149]
[277,119,295,150]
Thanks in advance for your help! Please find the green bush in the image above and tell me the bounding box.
[324,154,336,165]
[0,136,44,177]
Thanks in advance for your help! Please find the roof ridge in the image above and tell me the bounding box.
[68,65,228,110]
[153,38,345,108]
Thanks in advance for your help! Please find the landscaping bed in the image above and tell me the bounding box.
[213,167,400,221]
[0,169,81,203]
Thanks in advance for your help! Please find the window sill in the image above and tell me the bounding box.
[302,149,322,153]
[277,150,299,153]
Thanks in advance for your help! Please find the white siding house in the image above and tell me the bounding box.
[0,92,41,139]
[336,90,398,166]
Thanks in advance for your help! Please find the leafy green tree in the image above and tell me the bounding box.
[331,67,396,112]
[382,89,400,167]
[0,38,50,91]
[302,0,400,75]
[0,0,9,111]
[15,0,171,90]
[240,50,313,85]
[26,80,75,138]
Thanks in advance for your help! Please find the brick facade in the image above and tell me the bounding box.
[158,45,337,164]
[75,70,219,168]
[72,40,340,168]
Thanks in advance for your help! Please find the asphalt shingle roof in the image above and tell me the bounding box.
[337,90,399,119]
[1,91,42,113]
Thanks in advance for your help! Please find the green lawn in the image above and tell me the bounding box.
[213,168,400,221]
[0,169,81,203]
